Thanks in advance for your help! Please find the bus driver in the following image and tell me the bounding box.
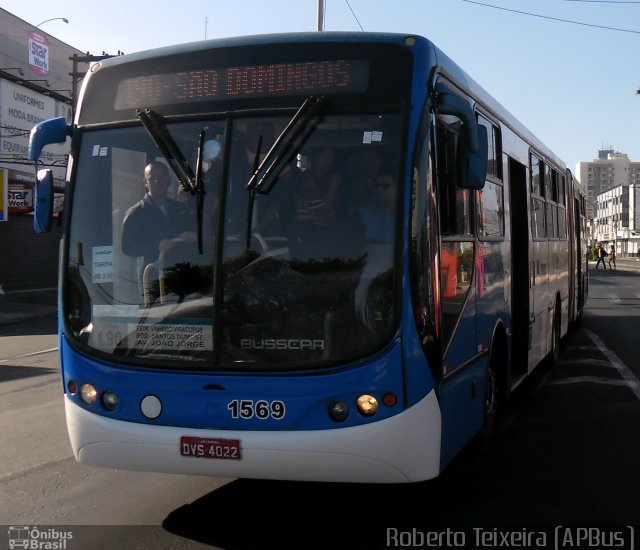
[121,162,195,281]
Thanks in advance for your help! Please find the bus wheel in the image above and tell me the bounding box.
[548,305,561,367]
[477,350,499,450]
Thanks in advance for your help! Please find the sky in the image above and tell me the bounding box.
[6,0,640,174]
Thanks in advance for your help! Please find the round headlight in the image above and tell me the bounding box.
[328,400,349,422]
[356,394,378,416]
[102,391,119,411]
[80,384,98,405]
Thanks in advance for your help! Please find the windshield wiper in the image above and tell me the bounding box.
[137,108,205,254]
[243,96,325,250]
[194,129,206,254]
[246,96,325,193]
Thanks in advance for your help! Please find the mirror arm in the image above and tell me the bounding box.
[434,81,479,152]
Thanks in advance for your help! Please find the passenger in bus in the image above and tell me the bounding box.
[121,161,195,273]
[345,147,383,209]
[288,147,368,261]
[292,147,342,226]
[357,171,396,244]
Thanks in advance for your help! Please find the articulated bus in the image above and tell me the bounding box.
[29,32,586,483]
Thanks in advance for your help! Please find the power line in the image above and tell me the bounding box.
[461,0,640,34]
[344,0,364,31]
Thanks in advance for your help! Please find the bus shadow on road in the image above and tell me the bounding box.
[162,477,437,549]
[161,424,564,549]
[0,364,58,382]
[162,326,640,548]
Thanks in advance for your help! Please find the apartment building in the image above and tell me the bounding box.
[576,149,640,255]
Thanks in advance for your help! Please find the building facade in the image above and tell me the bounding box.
[0,9,86,292]
[577,149,640,256]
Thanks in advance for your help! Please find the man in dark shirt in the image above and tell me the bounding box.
[121,162,196,300]
[594,243,607,269]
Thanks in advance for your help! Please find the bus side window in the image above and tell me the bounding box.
[477,114,501,181]
[557,172,567,238]
[476,115,504,239]
[530,153,546,239]
[435,121,474,347]
[436,123,473,237]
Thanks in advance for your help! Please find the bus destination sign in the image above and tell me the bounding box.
[114,59,369,109]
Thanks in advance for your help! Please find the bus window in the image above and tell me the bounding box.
[435,120,474,347]
[436,123,473,237]
[557,173,567,238]
[530,153,546,239]
[477,180,504,239]
[477,115,502,181]
[530,153,543,197]
[440,241,473,342]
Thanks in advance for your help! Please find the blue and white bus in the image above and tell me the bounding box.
[29,32,586,483]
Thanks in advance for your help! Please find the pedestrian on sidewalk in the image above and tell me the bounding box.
[595,243,607,269]
[608,245,616,270]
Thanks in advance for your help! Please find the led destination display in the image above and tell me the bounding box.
[114,59,370,109]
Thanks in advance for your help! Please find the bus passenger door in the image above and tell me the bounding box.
[508,157,530,382]
[433,116,482,466]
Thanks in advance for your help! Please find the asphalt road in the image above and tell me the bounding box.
[1,262,640,549]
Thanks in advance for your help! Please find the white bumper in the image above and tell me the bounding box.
[65,391,441,483]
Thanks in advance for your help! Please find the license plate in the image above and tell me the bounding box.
[180,436,241,460]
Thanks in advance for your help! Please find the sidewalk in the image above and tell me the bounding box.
[0,287,58,326]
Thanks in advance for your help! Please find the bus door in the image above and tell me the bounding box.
[508,156,530,382]
[433,116,482,464]
[529,153,550,368]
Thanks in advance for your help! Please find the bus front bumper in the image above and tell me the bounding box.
[65,391,441,484]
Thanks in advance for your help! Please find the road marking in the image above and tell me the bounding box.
[548,376,638,390]
[605,292,621,304]
[558,357,623,370]
[0,347,58,364]
[583,330,640,400]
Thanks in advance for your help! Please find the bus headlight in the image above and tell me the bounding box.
[80,384,98,405]
[102,391,119,411]
[328,400,349,422]
[356,394,378,416]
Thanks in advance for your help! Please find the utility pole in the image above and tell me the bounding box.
[317,0,324,31]
[69,52,120,115]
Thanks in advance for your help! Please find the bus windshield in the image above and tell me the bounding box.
[65,111,403,370]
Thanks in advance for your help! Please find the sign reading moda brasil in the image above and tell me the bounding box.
[28,31,49,76]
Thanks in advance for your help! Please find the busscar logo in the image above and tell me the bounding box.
[240,338,325,351]
[7,526,73,549]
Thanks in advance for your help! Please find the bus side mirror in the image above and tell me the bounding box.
[34,169,54,233]
[28,117,70,162]
[461,123,488,191]
[434,81,487,190]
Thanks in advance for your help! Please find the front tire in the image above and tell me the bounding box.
[548,305,561,367]
[477,350,499,450]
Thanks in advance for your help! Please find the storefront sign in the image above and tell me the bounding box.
[8,182,33,213]
[0,79,57,166]
[28,31,49,75]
